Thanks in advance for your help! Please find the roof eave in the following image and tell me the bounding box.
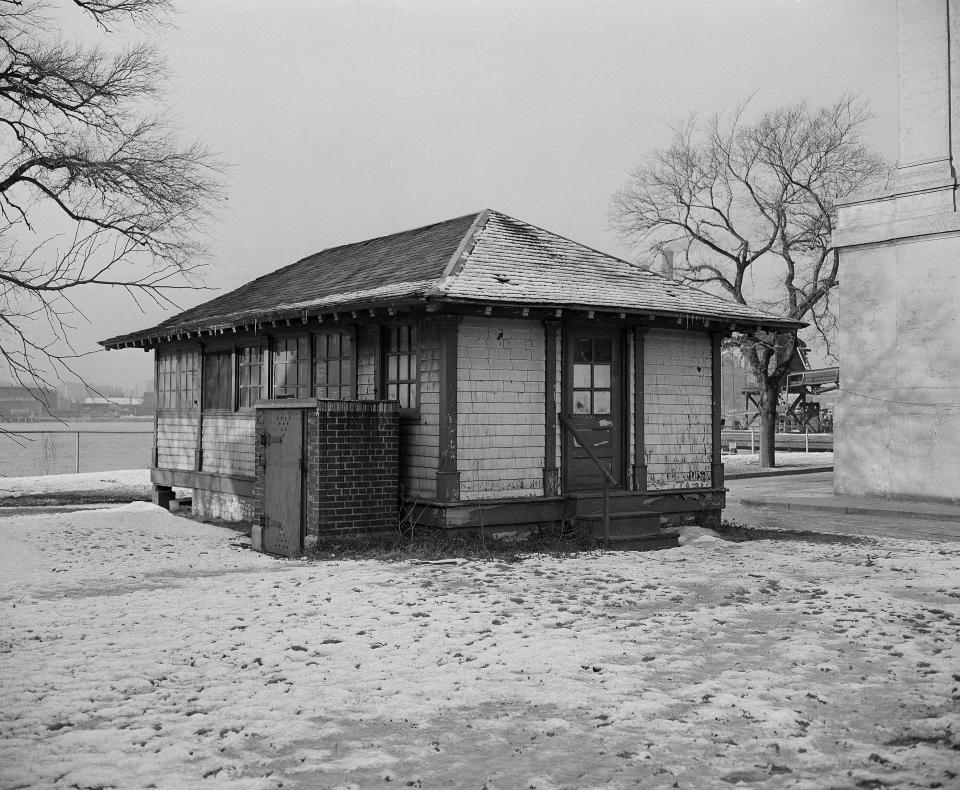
[100,293,434,350]
[427,296,804,332]
[101,293,804,351]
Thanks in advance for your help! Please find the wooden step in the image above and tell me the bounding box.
[567,490,725,518]
[582,528,680,551]
[576,511,679,550]
[577,511,661,533]
[580,509,664,520]
[604,532,680,551]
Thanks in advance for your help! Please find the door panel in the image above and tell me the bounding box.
[564,328,624,491]
[262,409,303,556]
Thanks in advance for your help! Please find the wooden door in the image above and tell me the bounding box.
[262,409,304,556]
[563,327,624,491]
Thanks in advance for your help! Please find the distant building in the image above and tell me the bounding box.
[60,381,88,404]
[81,397,144,417]
[833,0,960,501]
[0,386,57,421]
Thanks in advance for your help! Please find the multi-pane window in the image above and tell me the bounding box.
[157,348,200,410]
[202,350,233,410]
[384,324,417,410]
[272,335,310,398]
[572,336,612,415]
[314,331,354,399]
[157,352,177,409]
[237,345,265,409]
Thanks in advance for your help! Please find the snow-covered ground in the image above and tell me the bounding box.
[0,469,150,498]
[2,504,959,789]
[724,451,833,473]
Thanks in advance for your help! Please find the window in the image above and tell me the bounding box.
[314,330,354,399]
[202,350,233,410]
[272,335,310,398]
[572,336,612,415]
[157,352,176,409]
[157,348,200,410]
[384,324,417,410]
[237,345,265,409]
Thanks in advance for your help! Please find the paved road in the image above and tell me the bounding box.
[725,472,960,542]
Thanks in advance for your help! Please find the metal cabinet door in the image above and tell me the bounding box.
[261,409,304,556]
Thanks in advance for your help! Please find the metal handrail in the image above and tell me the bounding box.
[557,412,621,547]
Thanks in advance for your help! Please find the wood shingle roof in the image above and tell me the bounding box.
[102,209,800,348]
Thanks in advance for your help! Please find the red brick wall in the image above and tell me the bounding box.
[309,400,399,539]
[255,400,399,544]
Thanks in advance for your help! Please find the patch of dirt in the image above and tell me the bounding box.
[303,523,596,563]
[716,519,872,545]
[0,488,151,507]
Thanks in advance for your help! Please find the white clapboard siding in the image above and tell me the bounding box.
[157,413,198,470]
[201,413,256,477]
[457,317,546,500]
[644,329,712,490]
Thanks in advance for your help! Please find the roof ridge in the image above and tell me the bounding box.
[216,211,490,297]
[299,210,486,262]
[478,210,788,322]
[139,211,488,334]
[426,209,491,296]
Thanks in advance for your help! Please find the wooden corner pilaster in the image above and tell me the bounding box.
[195,343,205,471]
[710,331,723,489]
[632,326,648,492]
[435,315,462,502]
[542,319,560,496]
[152,348,160,469]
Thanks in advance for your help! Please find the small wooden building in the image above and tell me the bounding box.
[102,210,798,549]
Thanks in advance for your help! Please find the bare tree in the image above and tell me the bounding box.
[0,0,221,412]
[612,95,887,467]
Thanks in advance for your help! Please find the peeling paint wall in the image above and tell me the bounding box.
[200,414,255,476]
[156,414,197,470]
[192,489,252,522]
[457,317,546,500]
[643,329,712,490]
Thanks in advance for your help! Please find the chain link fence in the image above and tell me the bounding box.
[0,429,153,477]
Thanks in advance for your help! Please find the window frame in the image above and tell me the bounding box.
[156,345,201,412]
[571,335,614,416]
[381,322,420,416]
[313,328,357,400]
[236,343,266,411]
[201,348,234,412]
[270,333,311,400]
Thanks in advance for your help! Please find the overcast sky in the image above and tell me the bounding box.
[71,0,898,390]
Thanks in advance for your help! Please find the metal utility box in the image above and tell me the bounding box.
[254,399,399,557]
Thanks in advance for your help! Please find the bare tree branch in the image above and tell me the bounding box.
[0,0,223,404]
